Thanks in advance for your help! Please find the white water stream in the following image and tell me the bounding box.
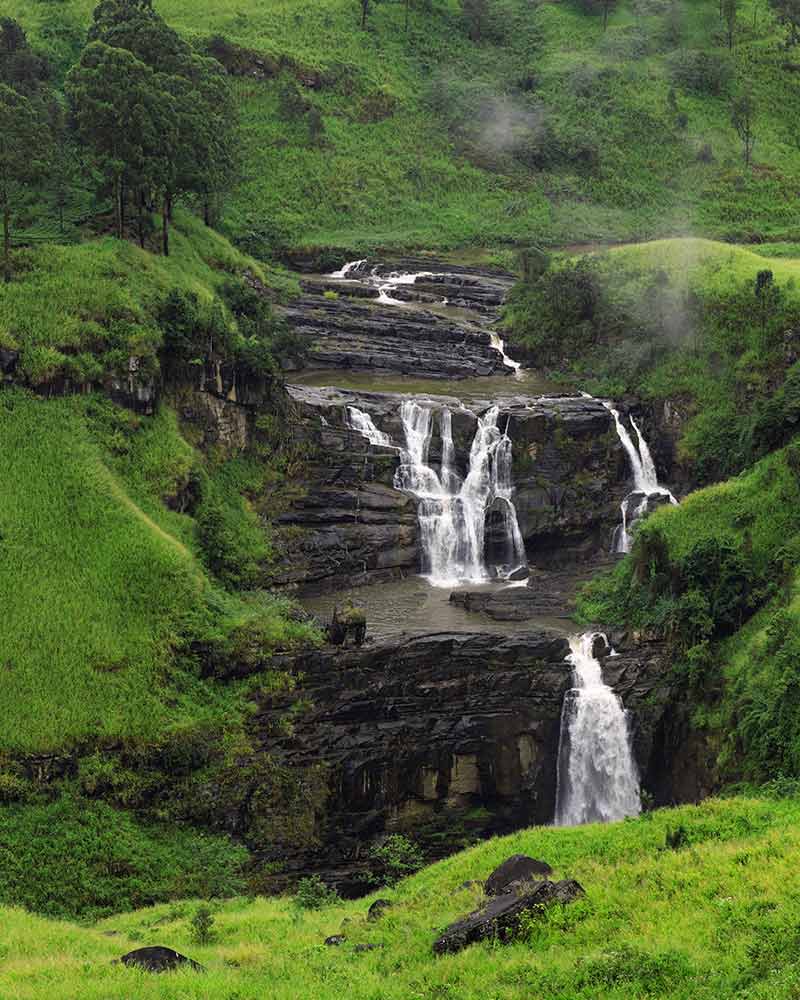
[602,403,677,553]
[393,401,527,586]
[555,632,641,826]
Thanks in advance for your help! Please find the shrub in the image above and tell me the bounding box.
[190,903,216,944]
[293,875,339,911]
[668,49,733,95]
[366,834,425,887]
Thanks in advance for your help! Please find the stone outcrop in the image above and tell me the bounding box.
[280,292,509,379]
[484,854,553,895]
[118,947,205,974]
[252,628,680,895]
[432,878,585,954]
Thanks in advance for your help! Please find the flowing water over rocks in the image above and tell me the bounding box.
[555,633,641,826]
[248,256,696,888]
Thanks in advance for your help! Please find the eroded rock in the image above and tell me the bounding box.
[484,854,553,896]
[432,879,585,955]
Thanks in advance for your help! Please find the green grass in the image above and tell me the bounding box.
[0,210,298,385]
[0,388,317,753]
[9,0,800,250]
[2,795,800,998]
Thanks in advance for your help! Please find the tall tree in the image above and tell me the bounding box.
[722,0,737,49]
[731,90,757,166]
[66,41,170,241]
[0,84,49,281]
[462,0,490,40]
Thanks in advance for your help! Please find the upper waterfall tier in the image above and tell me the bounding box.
[278,258,519,380]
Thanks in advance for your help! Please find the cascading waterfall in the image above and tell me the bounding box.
[393,401,527,586]
[555,633,641,826]
[346,406,394,448]
[602,402,678,553]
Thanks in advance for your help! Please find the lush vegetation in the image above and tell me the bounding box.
[6,0,800,252]
[3,795,800,997]
[505,238,800,482]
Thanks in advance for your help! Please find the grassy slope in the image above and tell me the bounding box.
[0,388,316,753]
[2,795,800,998]
[0,209,298,385]
[9,0,800,250]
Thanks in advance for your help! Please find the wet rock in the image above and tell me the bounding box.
[0,348,19,375]
[118,946,205,974]
[591,634,612,660]
[433,879,585,955]
[484,854,553,896]
[367,898,392,922]
[325,935,347,946]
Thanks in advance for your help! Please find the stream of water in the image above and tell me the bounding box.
[555,633,641,825]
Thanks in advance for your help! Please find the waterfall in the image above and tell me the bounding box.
[602,402,677,553]
[346,406,394,448]
[489,331,522,374]
[394,401,527,586]
[329,259,367,279]
[555,633,641,827]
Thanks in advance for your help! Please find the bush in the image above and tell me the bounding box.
[668,49,733,95]
[190,903,216,944]
[365,834,425,887]
[292,875,339,911]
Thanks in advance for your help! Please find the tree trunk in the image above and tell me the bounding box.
[138,190,145,249]
[115,176,123,240]
[603,2,609,29]
[3,203,11,284]
[361,0,368,29]
[162,195,169,257]
[204,195,211,227]
[405,0,410,31]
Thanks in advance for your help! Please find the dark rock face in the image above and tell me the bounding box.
[281,292,509,379]
[118,947,205,974]
[484,854,554,896]
[251,628,681,895]
[432,879,585,955]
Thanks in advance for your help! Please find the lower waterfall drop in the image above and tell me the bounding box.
[394,400,527,586]
[555,633,641,826]
[346,406,394,448]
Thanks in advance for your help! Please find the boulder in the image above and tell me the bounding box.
[325,935,346,947]
[118,946,205,974]
[591,634,612,660]
[432,879,585,955]
[367,898,392,922]
[485,854,553,896]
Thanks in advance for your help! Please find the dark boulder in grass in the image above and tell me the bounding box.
[433,879,585,955]
[118,946,205,973]
[484,854,553,896]
[367,898,393,922]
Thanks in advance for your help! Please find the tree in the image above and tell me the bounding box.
[731,90,756,166]
[768,0,800,44]
[66,41,171,241]
[0,17,50,95]
[722,0,737,49]
[361,0,370,29]
[0,84,48,282]
[600,0,616,30]
[462,0,490,39]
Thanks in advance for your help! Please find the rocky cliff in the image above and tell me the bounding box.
[253,628,687,894]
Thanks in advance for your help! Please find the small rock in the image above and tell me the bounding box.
[325,935,346,947]
[354,943,380,953]
[485,855,553,896]
[367,898,392,922]
[506,566,529,582]
[118,946,205,974]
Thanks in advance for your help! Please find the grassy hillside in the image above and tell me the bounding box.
[9,0,800,251]
[0,209,298,387]
[2,795,800,998]
[504,236,800,481]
